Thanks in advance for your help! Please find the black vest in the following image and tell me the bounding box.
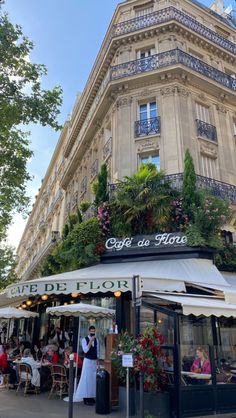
[85,336,98,360]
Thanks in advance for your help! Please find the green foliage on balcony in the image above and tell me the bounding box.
[41,217,104,276]
[215,244,236,272]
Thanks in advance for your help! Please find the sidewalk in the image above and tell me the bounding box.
[0,390,122,418]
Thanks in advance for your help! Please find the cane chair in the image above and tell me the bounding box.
[0,367,10,390]
[16,363,40,396]
[48,364,68,399]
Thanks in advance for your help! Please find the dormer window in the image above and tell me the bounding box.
[134,1,154,17]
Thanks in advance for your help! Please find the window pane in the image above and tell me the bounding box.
[150,102,157,118]
[140,156,149,164]
[140,104,147,120]
[181,344,212,386]
[151,155,160,170]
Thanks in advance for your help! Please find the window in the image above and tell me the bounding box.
[140,153,160,170]
[196,103,210,124]
[135,101,160,137]
[139,101,157,121]
[136,47,156,59]
[196,103,217,142]
[233,121,236,138]
[135,6,153,17]
[200,155,217,179]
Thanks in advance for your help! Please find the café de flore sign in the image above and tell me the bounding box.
[7,278,131,298]
[105,232,187,252]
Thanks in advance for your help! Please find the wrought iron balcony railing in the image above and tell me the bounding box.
[109,174,236,204]
[196,119,217,142]
[134,116,161,137]
[110,49,236,92]
[112,7,236,56]
[103,137,112,161]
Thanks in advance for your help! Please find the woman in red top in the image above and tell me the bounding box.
[0,345,8,371]
[43,348,59,364]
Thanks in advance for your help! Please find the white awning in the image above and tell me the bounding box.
[6,258,227,299]
[149,294,236,317]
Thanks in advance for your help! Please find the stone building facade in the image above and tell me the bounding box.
[16,0,236,281]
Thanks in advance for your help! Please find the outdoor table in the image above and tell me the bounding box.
[181,371,211,385]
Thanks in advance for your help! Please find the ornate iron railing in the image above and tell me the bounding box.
[110,49,236,92]
[103,137,112,161]
[91,159,99,179]
[109,174,236,204]
[196,119,217,142]
[134,116,161,137]
[112,7,236,56]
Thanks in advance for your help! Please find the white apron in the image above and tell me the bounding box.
[74,358,97,402]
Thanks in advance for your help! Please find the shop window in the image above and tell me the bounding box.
[180,316,213,386]
[140,153,160,170]
[214,317,236,384]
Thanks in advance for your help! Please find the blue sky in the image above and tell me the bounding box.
[4,0,233,247]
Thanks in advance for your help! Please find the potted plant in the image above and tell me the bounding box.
[112,327,170,418]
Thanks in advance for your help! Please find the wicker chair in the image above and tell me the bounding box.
[48,364,68,399]
[16,363,40,396]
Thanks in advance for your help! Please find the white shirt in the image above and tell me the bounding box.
[82,335,99,359]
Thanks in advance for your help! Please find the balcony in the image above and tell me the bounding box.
[103,137,112,161]
[110,49,236,92]
[109,174,236,205]
[196,119,217,142]
[91,159,99,180]
[112,7,236,56]
[135,116,161,137]
[21,231,60,281]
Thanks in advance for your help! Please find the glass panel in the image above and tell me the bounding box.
[140,156,149,164]
[180,315,213,346]
[139,104,147,120]
[150,102,157,118]
[140,307,155,331]
[181,344,212,386]
[160,347,175,388]
[156,311,175,345]
[214,317,236,384]
[151,154,160,170]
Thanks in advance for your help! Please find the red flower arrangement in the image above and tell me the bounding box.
[135,327,166,392]
[112,327,167,393]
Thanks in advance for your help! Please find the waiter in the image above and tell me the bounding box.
[74,325,99,405]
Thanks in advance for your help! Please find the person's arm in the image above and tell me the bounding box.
[82,337,94,354]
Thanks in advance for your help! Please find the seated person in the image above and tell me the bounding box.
[21,348,40,388]
[0,344,17,387]
[191,347,211,374]
[63,346,82,368]
[43,346,59,364]
[33,340,47,361]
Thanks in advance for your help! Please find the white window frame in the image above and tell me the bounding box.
[139,101,157,121]
[136,47,156,60]
[195,102,210,124]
